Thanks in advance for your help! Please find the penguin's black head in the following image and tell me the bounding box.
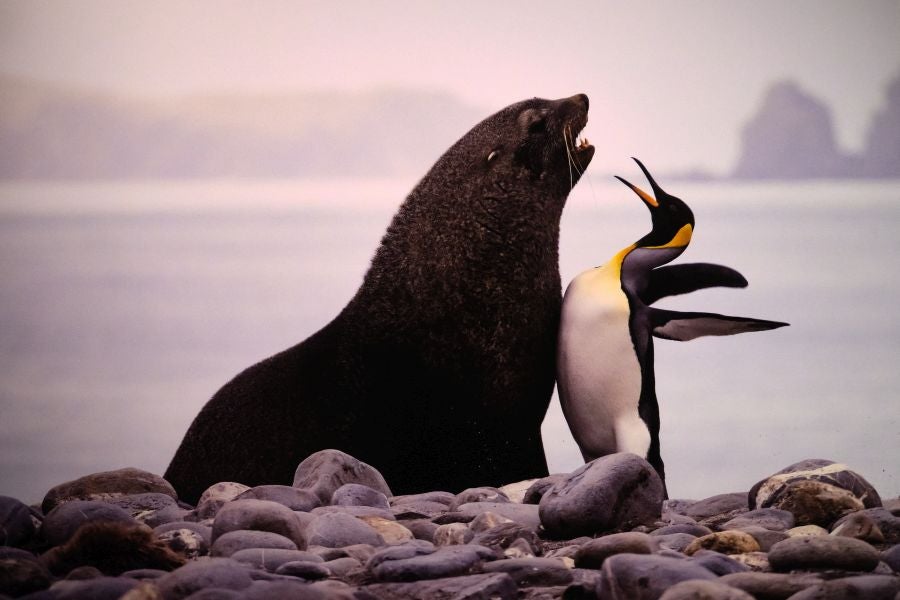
[615,157,694,250]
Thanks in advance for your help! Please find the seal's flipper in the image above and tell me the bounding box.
[643,263,748,305]
[650,308,789,341]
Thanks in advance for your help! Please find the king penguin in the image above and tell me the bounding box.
[556,157,788,488]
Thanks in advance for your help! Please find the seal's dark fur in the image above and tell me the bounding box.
[166,95,593,503]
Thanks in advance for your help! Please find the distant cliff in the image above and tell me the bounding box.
[732,75,900,180]
[0,76,483,179]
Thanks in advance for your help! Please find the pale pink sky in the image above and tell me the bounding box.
[2,0,898,173]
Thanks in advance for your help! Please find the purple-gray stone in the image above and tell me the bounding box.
[210,499,306,548]
[40,500,136,546]
[292,450,391,505]
[539,453,665,538]
[235,485,321,512]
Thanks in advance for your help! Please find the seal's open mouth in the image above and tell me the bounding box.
[564,113,594,171]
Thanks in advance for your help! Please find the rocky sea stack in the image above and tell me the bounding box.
[1,450,897,599]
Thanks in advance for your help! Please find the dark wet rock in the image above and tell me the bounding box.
[332,484,390,510]
[359,572,517,600]
[229,548,323,572]
[154,522,211,559]
[573,532,653,568]
[292,450,392,506]
[368,544,495,582]
[120,567,167,580]
[235,485,321,512]
[431,511,476,525]
[41,521,184,576]
[273,560,331,580]
[733,526,788,551]
[768,535,880,572]
[720,571,823,599]
[882,543,900,572]
[401,519,438,542]
[155,557,254,599]
[0,558,52,596]
[481,557,573,586]
[305,512,384,548]
[40,500,136,546]
[433,523,473,546]
[834,507,900,544]
[322,556,362,578]
[0,547,38,561]
[472,522,538,552]
[659,579,754,600]
[685,493,749,521]
[46,576,139,599]
[63,564,104,579]
[211,499,306,549]
[311,505,396,520]
[209,529,297,557]
[649,523,712,537]
[787,574,900,600]
[684,530,761,556]
[652,533,698,553]
[722,508,794,532]
[830,510,885,543]
[539,454,665,539]
[748,459,881,527]
[390,501,449,520]
[390,491,455,507]
[597,553,717,599]
[688,550,751,576]
[0,496,36,548]
[449,488,510,510]
[41,468,178,514]
[456,502,541,532]
[522,474,566,505]
[194,482,250,520]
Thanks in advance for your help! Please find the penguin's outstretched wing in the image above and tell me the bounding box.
[642,263,747,305]
[650,308,789,341]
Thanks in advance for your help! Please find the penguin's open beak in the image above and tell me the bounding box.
[614,157,668,209]
[615,175,658,208]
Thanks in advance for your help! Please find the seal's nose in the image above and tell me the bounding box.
[571,94,589,111]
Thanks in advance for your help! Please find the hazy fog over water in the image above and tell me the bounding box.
[2,0,899,174]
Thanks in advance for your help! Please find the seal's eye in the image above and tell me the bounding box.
[487,150,500,163]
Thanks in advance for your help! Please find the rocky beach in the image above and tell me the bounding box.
[1,451,898,599]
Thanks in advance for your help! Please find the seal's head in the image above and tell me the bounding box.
[419,94,594,211]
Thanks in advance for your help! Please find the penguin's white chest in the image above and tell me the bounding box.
[557,267,650,460]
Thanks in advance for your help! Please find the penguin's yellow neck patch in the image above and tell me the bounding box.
[648,223,692,249]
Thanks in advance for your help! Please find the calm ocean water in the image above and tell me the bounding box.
[1,178,898,503]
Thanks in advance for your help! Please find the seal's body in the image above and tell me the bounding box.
[557,159,787,487]
[167,95,594,503]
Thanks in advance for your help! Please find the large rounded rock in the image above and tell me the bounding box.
[787,575,900,600]
[684,493,749,521]
[834,507,900,544]
[455,502,541,532]
[684,531,761,556]
[292,450,392,505]
[305,512,385,548]
[748,459,881,527]
[41,500,136,546]
[209,529,297,557]
[658,579,754,600]
[210,499,306,548]
[768,535,880,572]
[235,485,321,512]
[230,548,323,571]
[596,554,717,599]
[539,453,665,538]
[0,496,36,547]
[722,508,795,532]
[194,482,250,520]
[449,487,510,510]
[481,557,573,587]
[719,572,824,599]
[368,543,495,582]
[155,557,254,600]
[574,532,654,568]
[331,484,390,510]
[41,468,178,513]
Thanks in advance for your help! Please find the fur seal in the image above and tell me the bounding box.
[557,158,788,488]
[166,94,595,503]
